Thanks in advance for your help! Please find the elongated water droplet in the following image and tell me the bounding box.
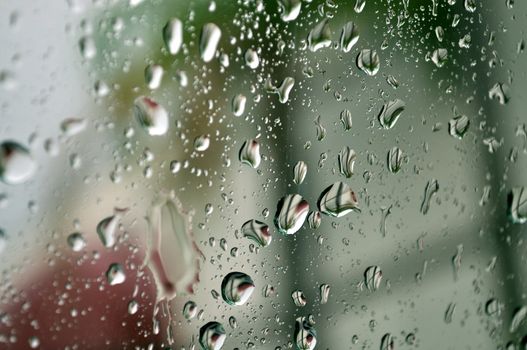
[61,118,87,137]
[200,23,221,62]
[307,211,322,229]
[274,194,309,235]
[431,48,448,67]
[145,196,204,301]
[340,22,359,52]
[510,306,527,333]
[145,64,164,90]
[354,0,366,12]
[194,135,210,152]
[292,290,307,307]
[420,179,439,215]
[96,209,126,248]
[380,205,392,237]
[221,272,255,306]
[0,141,36,184]
[387,147,403,173]
[340,109,353,130]
[242,219,272,247]
[307,19,332,52]
[163,18,183,55]
[314,115,326,141]
[79,36,96,59]
[357,49,380,76]
[244,48,259,69]
[435,26,444,42]
[278,0,301,22]
[485,298,501,317]
[183,301,197,320]
[106,263,126,286]
[319,284,330,304]
[444,302,456,324]
[293,161,307,185]
[449,115,470,139]
[199,322,226,350]
[489,82,510,104]
[508,187,527,224]
[294,316,317,350]
[228,316,238,329]
[232,94,246,116]
[364,265,382,292]
[464,0,476,12]
[318,182,359,217]
[133,96,169,136]
[380,333,394,350]
[239,139,261,168]
[378,99,405,129]
[338,146,356,178]
[127,300,138,314]
[67,232,86,252]
[276,77,295,103]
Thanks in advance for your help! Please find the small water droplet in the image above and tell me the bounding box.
[163,18,183,55]
[338,146,356,178]
[67,232,86,252]
[319,284,330,304]
[106,263,126,286]
[0,141,36,185]
[239,139,261,168]
[128,300,139,314]
[133,96,169,136]
[232,94,247,117]
[510,306,527,333]
[380,333,394,350]
[244,48,260,69]
[292,290,307,307]
[145,64,164,90]
[199,322,226,350]
[340,109,353,130]
[431,48,448,67]
[364,265,382,292]
[444,302,456,323]
[307,211,322,229]
[194,135,211,152]
[183,300,198,320]
[508,187,527,224]
[488,82,510,104]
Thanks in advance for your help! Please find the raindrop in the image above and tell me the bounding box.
[449,115,470,139]
[239,139,261,168]
[340,109,353,130]
[229,316,238,329]
[106,263,126,286]
[232,94,247,117]
[293,161,307,185]
[431,48,448,67]
[163,18,183,55]
[241,219,272,247]
[194,135,210,152]
[340,22,359,52]
[274,194,309,235]
[0,141,36,185]
[435,26,444,42]
[221,272,254,306]
[275,77,295,104]
[357,49,380,76]
[79,36,96,59]
[387,147,403,173]
[485,298,501,317]
[508,187,527,224]
[145,64,164,90]
[28,336,39,349]
[444,302,456,323]
[200,23,222,62]
[133,96,169,136]
[128,300,139,315]
[420,179,439,215]
[378,99,405,129]
[317,182,360,217]
[464,0,476,12]
[277,0,301,22]
[338,146,356,178]
[61,118,87,137]
[67,232,86,252]
[380,333,394,350]
[294,316,317,350]
[354,0,366,13]
[292,290,307,307]
[307,19,332,52]
[364,265,382,292]
[488,83,510,104]
[245,48,259,69]
[96,208,127,248]
[314,116,326,141]
[319,284,330,304]
[307,211,322,229]
[199,322,226,350]
[510,306,527,333]
[183,301,198,320]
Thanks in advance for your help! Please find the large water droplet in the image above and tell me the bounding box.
[200,23,222,62]
[163,18,183,55]
[378,99,405,129]
[277,0,301,22]
[308,19,332,52]
[449,115,470,139]
[96,208,127,248]
[340,22,359,52]
[292,290,307,307]
[508,187,527,224]
[274,194,309,235]
[317,182,359,217]
[239,139,261,168]
[293,161,307,185]
[194,135,211,152]
[364,265,382,292]
[199,322,226,350]
[357,49,380,76]
[0,141,36,184]
[387,147,403,173]
[106,263,126,286]
[133,96,169,136]
[338,146,356,178]
[244,48,259,69]
[294,316,317,350]
[242,219,272,247]
[221,272,255,306]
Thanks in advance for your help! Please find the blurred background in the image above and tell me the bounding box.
[0,0,526,349]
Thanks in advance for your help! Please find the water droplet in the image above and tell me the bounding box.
[228,315,237,329]
[145,196,204,301]
[449,115,470,139]
[277,0,301,22]
[244,48,259,69]
[194,135,210,152]
[239,139,261,168]
[294,316,317,350]
[340,109,353,130]
[293,161,307,185]
[485,298,501,317]
[510,306,527,333]
[340,22,359,52]
[444,302,456,323]
[314,115,326,141]
[378,99,405,129]
[96,208,126,248]
[242,219,272,247]
[232,94,247,116]
[274,194,309,235]
[128,300,139,314]
[405,333,416,345]
[61,118,87,137]
[221,272,255,306]
[106,263,126,286]
[387,147,403,173]
[145,64,164,90]
[464,0,476,12]
[133,96,169,136]
[200,23,222,62]
[380,333,394,350]
[307,19,332,52]
[307,211,322,229]
[508,187,527,224]
[431,48,448,67]
[0,141,36,184]
[163,18,183,55]
[489,82,510,104]
[317,182,359,217]
[435,26,444,42]
[379,205,392,237]
[420,179,439,215]
[364,265,382,292]
[67,232,86,252]
[338,146,356,178]
[357,49,380,76]
[354,0,366,12]
[275,77,295,104]
[319,284,330,304]
[79,36,96,59]
[28,336,40,349]
[199,322,226,350]
[183,300,198,320]
[292,290,307,307]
